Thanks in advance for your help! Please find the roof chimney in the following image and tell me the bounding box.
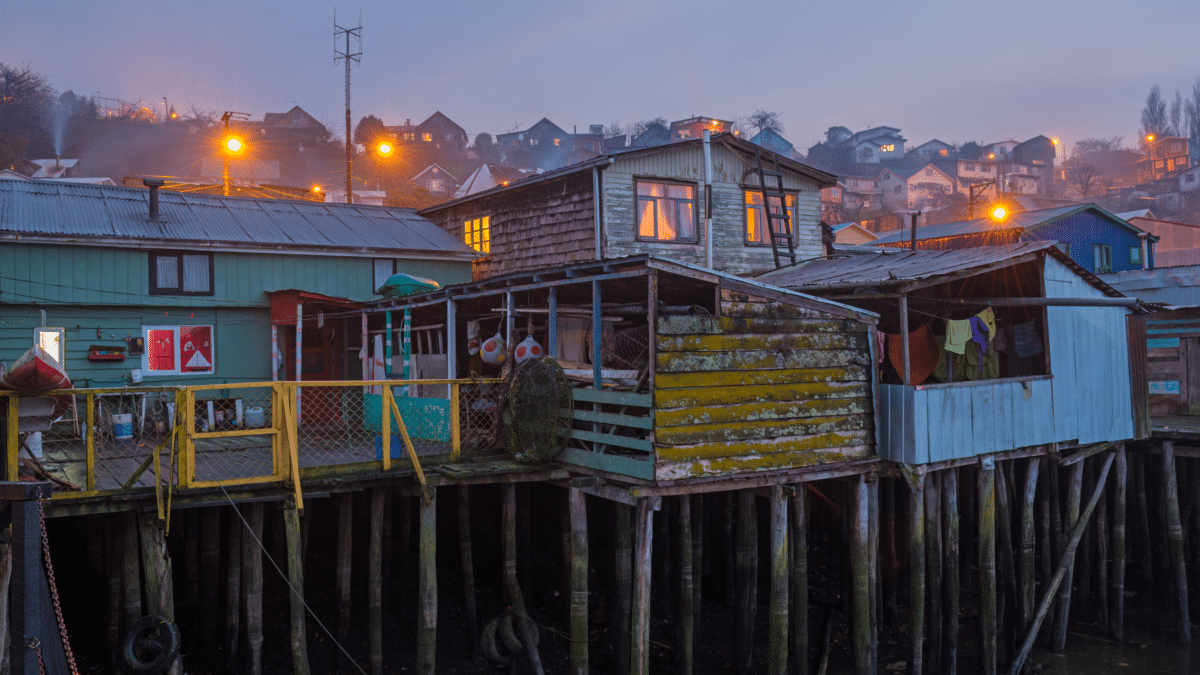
[143,178,165,219]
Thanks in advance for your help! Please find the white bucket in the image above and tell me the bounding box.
[245,406,266,428]
[112,413,134,440]
[26,432,43,459]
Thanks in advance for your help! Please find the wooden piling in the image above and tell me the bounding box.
[107,517,122,670]
[725,493,736,608]
[418,489,439,675]
[1052,460,1083,652]
[1132,452,1153,591]
[518,484,532,595]
[502,484,544,675]
[867,476,879,667]
[942,468,960,675]
[398,494,412,608]
[792,485,810,675]
[243,502,264,675]
[336,493,352,673]
[226,506,242,671]
[613,502,632,675]
[1037,459,1052,592]
[655,497,672,621]
[283,500,311,675]
[569,487,590,675]
[1112,444,1127,641]
[1162,441,1191,643]
[924,474,942,675]
[138,507,180,674]
[185,509,199,611]
[369,488,385,675]
[1019,458,1041,645]
[908,471,926,675]
[674,495,693,675]
[122,511,141,631]
[692,493,704,643]
[851,474,874,675]
[979,463,997,675]
[1095,464,1109,629]
[767,486,789,675]
[458,486,480,663]
[200,507,220,646]
[996,462,1017,659]
[0,531,11,675]
[736,490,759,674]
[631,498,655,675]
[882,478,898,626]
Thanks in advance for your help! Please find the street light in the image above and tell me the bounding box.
[376,141,394,156]
[991,205,1009,221]
[224,137,245,154]
[219,111,250,197]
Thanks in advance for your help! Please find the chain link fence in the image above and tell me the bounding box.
[187,384,278,485]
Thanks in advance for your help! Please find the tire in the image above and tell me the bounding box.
[121,615,180,675]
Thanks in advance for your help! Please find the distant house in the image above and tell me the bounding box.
[322,189,387,206]
[388,112,469,153]
[848,127,906,163]
[831,222,878,245]
[497,118,571,169]
[1012,135,1056,169]
[749,128,794,156]
[454,164,542,199]
[879,163,955,210]
[257,106,329,149]
[630,123,670,148]
[1117,210,1200,268]
[1179,163,1200,193]
[602,135,627,152]
[407,164,459,196]
[872,203,1158,274]
[1140,136,1198,182]
[418,133,835,279]
[669,116,734,142]
[911,139,954,158]
[30,158,83,179]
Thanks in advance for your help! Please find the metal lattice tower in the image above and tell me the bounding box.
[334,11,362,204]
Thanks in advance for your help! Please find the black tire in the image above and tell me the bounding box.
[121,615,180,675]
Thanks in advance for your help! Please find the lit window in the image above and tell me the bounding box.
[530,139,538,146]
[938,149,948,156]
[428,178,444,192]
[744,190,796,246]
[554,138,561,146]
[150,251,213,296]
[464,216,490,254]
[422,133,432,142]
[1093,244,1113,273]
[637,181,696,241]
[35,327,65,366]
[880,144,895,152]
[143,325,214,375]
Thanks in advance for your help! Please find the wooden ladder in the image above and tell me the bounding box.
[756,147,797,268]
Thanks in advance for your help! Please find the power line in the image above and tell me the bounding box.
[334,10,363,205]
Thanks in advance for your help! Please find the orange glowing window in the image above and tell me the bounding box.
[464,216,490,254]
[745,191,796,245]
[637,181,696,242]
[422,133,432,142]
[880,144,895,152]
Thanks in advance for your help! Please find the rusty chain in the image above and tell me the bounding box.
[33,488,80,675]
[28,637,45,675]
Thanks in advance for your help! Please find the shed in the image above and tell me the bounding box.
[760,241,1146,463]
[365,256,879,481]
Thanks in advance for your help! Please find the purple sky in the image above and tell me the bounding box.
[3,0,1197,152]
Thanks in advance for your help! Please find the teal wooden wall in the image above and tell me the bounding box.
[0,243,472,308]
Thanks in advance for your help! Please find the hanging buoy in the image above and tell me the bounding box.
[481,332,506,365]
[514,335,543,364]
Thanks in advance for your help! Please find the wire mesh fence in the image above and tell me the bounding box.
[187,384,278,485]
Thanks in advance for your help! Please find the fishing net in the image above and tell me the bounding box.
[501,358,573,464]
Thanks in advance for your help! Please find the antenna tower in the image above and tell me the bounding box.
[334,10,362,204]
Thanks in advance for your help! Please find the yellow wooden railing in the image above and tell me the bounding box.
[1,379,503,509]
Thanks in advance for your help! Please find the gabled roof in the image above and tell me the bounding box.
[912,139,953,152]
[414,111,466,135]
[408,164,459,184]
[262,106,323,129]
[419,133,836,215]
[759,241,1123,298]
[870,203,1151,246]
[454,164,542,198]
[0,179,475,258]
[749,128,794,151]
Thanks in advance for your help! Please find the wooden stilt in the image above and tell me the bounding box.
[882,478,898,626]
[736,490,759,674]
[1162,441,1192,643]
[692,493,704,645]
[1079,461,1095,619]
[200,507,220,646]
[243,503,264,675]
[1052,459,1083,652]
[0,533,11,675]
[336,493,352,674]
[925,475,942,675]
[458,486,480,663]
[283,500,311,675]
[996,462,1017,660]
[677,494,694,675]
[960,467,974,592]
[1112,444,1127,641]
[369,488,384,675]
[1019,458,1041,647]
[867,476,879,668]
[138,507,181,675]
[1095,465,1109,629]
[908,472,926,675]
[655,497,672,621]
[398,494,412,609]
[631,498,655,675]
[613,502,632,675]
[226,506,242,672]
[107,517,122,671]
[725,492,736,608]
[1037,459,1052,592]
[767,486,789,675]
[1153,450,1171,600]
[979,463,997,675]
[1132,452,1153,591]
[569,487,590,675]
[381,491,392,604]
[122,511,141,631]
[1049,458,1062,574]
[942,468,960,675]
[792,485,810,675]
[417,489,439,675]
[562,492,573,619]
[502,484,544,675]
[185,510,199,611]
[518,484,532,595]
[851,474,874,675]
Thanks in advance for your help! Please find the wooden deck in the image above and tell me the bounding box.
[1151,414,1200,439]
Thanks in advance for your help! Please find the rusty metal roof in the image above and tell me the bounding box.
[0,179,476,258]
[759,241,1124,297]
[871,203,1148,246]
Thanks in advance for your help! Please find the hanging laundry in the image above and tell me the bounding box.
[993,326,1009,353]
[945,319,972,354]
[886,324,940,385]
[968,316,989,353]
[933,333,960,383]
[976,307,997,341]
[1013,321,1044,358]
[877,331,886,364]
[963,336,1000,380]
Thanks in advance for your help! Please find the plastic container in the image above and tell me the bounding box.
[112,413,133,440]
[245,406,266,428]
[26,432,43,459]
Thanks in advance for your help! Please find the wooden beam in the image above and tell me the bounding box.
[1162,441,1191,643]
[908,471,926,675]
[417,487,438,675]
[457,486,480,663]
[767,485,789,675]
[1059,441,1115,467]
[631,498,655,675]
[1052,460,1084,651]
[369,488,384,675]
[979,463,997,675]
[851,474,875,675]
[1111,445,1127,641]
[569,487,590,675]
[676,495,694,675]
[283,500,311,675]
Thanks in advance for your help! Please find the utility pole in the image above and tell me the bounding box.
[334,11,362,205]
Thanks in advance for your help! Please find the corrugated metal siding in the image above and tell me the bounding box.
[0,243,471,307]
[1102,265,1200,306]
[0,180,474,255]
[1029,212,1146,274]
[1045,256,1135,443]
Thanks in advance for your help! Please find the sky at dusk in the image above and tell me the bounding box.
[3,0,1198,151]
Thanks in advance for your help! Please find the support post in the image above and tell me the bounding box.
[942,469,960,675]
[417,488,438,675]
[569,487,590,675]
[225,506,242,673]
[1162,441,1191,643]
[369,488,384,675]
[768,485,789,675]
[1052,460,1084,651]
[122,511,142,632]
[200,508,220,647]
[336,493,352,673]
[1112,444,1127,641]
[243,503,264,675]
[909,471,926,675]
[979,463,997,675]
[631,498,655,675]
[852,474,875,675]
[502,485,544,675]
[792,486,809,675]
[736,490,758,675]
[283,500,311,675]
[613,502,632,675]
[457,486,479,663]
[925,474,942,675]
[1019,458,1041,644]
[899,294,911,385]
[677,494,694,675]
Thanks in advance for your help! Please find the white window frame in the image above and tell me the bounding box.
[142,324,215,377]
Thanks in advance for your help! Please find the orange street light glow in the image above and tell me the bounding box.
[313,186,321,193]
[1146,134,1156,143]
[991,206,1008,221]
[224,137,244,153]
[1051,138,1059,145]
[377,142,394,156]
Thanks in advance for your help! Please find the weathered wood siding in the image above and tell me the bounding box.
[603,144,824,275]
[652,295,875,479]
[1144,312,1200,415]
[423,172,597,280]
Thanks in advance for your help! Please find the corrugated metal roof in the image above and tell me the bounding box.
[760,241,1123,297]
[871,203,1143,246]
[1102,264,1200,306]
[0,179,475,257]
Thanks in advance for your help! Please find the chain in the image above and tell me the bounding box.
[33,489,80,675]
[28,638,45,675]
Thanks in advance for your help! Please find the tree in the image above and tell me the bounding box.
[353,114,387,148]
[1171,89,1184,136]
[824,126,851,144]
[747,109,785,136]
[959,141,982,159]
[1066,156,1101,198]
[1186,78,1200,146]
[630,117,667,138]
[0,62,55,159]
[1141,84,1168,143]
[472,131,499,163]
[604,120,624,138]
[1074,136,1124,155]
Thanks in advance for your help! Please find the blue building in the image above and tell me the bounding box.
[871,203,1158,274]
